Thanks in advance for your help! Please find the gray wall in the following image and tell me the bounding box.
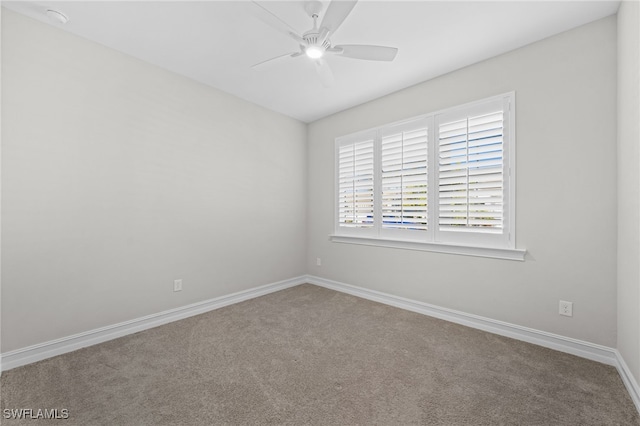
[307,17,618,347]
[617,0,640,382]
[1,9,307,352]
[0,8,627,359]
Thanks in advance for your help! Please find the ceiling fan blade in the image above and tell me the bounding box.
[332,44,398,61]
[320,0,358,36]
[314,59,335,88]
[250,1,304,44]
[251,52,299,68]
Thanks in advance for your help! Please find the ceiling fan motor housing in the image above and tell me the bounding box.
[303,32,331,50]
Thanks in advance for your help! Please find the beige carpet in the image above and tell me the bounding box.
[1,284,638,425]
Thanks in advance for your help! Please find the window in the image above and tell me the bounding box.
[333,93,524,260]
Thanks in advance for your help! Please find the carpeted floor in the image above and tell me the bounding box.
[1,284,638,425]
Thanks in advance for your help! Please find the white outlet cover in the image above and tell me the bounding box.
[559,300,573,317]
[174,279,183,292]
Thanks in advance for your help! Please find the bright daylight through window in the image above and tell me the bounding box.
[332,93,524,260]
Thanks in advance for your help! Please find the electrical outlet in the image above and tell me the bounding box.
[174,279,183,292]
[559,300,573,317]
[316,257,322,266]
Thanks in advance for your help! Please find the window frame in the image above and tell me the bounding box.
[331,92,525,261]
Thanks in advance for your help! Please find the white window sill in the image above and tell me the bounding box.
[329,234,526,261]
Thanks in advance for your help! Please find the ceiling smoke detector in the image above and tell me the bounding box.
[46,9,69,24]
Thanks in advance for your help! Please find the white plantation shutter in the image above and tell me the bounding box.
[467,112,504,229]
[436,95,513,248]
[337,136,375,229]
[381,121,429,232]
[334,93,515,253]
[438,111,504,232]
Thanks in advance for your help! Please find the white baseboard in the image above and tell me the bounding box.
[614,349,640,413]
[306,274,640,412]
[0,276,306,372]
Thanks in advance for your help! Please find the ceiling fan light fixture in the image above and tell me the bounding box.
[305,46,324,59]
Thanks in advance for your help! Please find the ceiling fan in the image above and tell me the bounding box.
[251,0,398,87]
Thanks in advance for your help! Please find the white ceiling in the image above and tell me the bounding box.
[3,0,620,123]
